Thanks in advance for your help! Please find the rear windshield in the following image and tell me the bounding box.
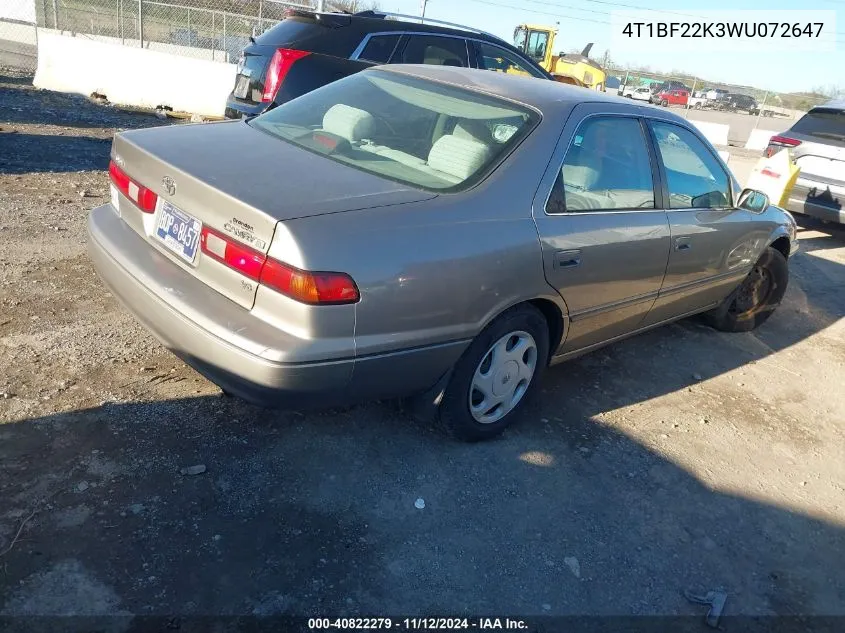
[792,108,845,142]
[248,70,538,192]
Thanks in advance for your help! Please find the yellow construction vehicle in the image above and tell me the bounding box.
[512,24,607,91]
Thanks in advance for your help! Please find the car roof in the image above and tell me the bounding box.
[814,99,845,112]
[294,9,512,45]
[373,64,657,114]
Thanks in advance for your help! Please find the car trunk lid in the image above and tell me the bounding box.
[111,121,435,308]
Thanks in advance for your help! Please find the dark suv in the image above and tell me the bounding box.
[716,93,758,114]
[224,10,552,120]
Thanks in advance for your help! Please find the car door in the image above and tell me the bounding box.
[531,106,671,355]
[642,119,758,326]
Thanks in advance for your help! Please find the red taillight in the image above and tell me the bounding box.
[200,226,265,281]
[108,160,158,213]
[260,258,359,305]
[200,227,359,305]
[261,48,310,103]
[765,135,801,157]
[769,135,801,147]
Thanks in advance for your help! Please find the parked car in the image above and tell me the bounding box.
[688,95,709,109]
[715,93,758,114]
[765,100,845,224]
[653,89,689,107]
[622,86,653,102]
[654,80,691,94]
[89,66,797,440]
[224,9,552,120]
[705,88,729,101]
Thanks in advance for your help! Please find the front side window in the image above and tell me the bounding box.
[546,116,655,213]
[475,41,546,79]
[400,35,468,67]
[358,34,401,64]
[249,70,538,192]
[651,121,731,209]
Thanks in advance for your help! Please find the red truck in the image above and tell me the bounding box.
[651,89,689,107]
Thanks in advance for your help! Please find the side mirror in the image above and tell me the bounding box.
[738,188,770,213]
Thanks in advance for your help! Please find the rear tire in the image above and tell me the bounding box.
[438,305,549,442]
[661,99,669,107]
[704,247,789,332]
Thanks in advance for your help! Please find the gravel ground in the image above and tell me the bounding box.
[1,70,844,626]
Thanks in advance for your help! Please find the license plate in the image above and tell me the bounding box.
[234,75,250,99]
[155,201,202,264]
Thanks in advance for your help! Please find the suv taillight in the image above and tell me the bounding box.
[765,135,801,157]
[262,48,310,103]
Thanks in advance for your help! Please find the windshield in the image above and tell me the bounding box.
[249,71,538,191]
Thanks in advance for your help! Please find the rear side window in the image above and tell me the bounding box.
[651,121,731,209]
[357,34,401,64]
[791,108,845,143]
[254,19,318,46]
[547,116,655,213]
[475,42,546,79]
[400,35,468,67]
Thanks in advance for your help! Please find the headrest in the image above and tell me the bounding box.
[322,104,375,142]
[562,164,599,191]
[428,134,492,183]
[453,120,491,144]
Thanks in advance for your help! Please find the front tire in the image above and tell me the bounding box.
[438,305,549,441]
[661,99,669,107]
[704,247,789,332]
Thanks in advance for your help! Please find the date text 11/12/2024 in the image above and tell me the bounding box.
[308,618,529,630]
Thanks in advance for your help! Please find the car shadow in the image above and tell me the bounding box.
[0,131,112,174]
[0,393,843,622]
[1,227,844,619]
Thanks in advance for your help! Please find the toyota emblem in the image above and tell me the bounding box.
[162,176,176,196]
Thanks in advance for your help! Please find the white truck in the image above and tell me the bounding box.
[620,86,653,102]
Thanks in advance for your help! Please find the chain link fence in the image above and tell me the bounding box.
[605,66,833,148]
[50,0,313,61]
[0,0,314,68]
[607,66,832,119]
[0,0,39,71]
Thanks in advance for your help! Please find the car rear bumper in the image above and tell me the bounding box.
[786,181,845,224]
[223,98,268,120]
[87,204,467,408]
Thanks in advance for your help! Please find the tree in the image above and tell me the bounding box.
[600,49,612,69]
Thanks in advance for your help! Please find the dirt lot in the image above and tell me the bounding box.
[1,70,844,627]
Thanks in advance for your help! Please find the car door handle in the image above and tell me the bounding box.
[674,237,691,252]
[554,249,581,269]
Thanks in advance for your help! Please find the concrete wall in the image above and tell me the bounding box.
[688,119,730,147]
[0,0,36,24]
[0,20,37,46]
[34,29,236,117]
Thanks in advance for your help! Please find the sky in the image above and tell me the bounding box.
[379,0,842,94]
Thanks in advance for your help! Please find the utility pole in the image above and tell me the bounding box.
[420,0,428,21]
[316,0,324,11]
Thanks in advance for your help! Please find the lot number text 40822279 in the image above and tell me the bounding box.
[307,618,529,630]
